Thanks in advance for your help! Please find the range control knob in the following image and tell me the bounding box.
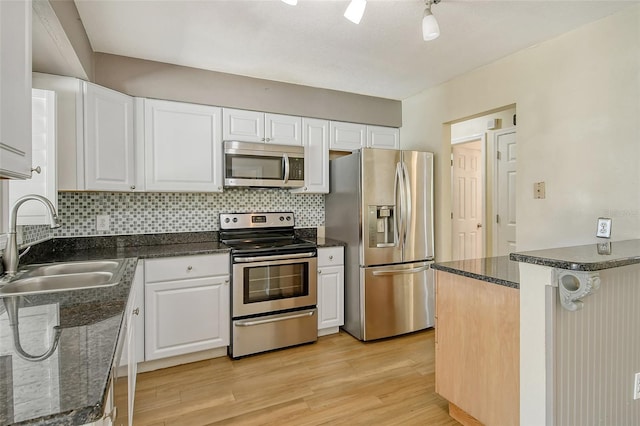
[280,216,285,221]
[286,216,291,221]
[232,218,238,223]
[224,218,230,223]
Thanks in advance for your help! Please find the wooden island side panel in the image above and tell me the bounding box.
[435,271,519,426]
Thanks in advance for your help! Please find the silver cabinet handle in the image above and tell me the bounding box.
[372,265,430,276]
[31,166,42,174]
[235,310,314,327]
[318,269,322,274]
[329,255,333,260]
[133,307,140,316]
[130,185,136,190]
[187,265,193,271]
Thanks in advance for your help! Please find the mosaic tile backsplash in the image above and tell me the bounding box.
[16,189,325,246]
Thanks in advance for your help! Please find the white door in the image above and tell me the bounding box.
[451,140,484,260]
[366,125,400,150]
[291,118,329,194]
[495,128,517,256]
[83,82,135,191]
[144,99,223,192]
[317,265,344,330]
[329,121,366,151]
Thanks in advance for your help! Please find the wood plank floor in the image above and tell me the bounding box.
[133,329,460,425]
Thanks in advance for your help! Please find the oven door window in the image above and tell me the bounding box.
[244,262,309,303]
[226,154,284,181]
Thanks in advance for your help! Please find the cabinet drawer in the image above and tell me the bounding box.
[145,254,229,282]
[318,247,344,267]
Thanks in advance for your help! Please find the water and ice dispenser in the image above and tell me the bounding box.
[368,205,396,248]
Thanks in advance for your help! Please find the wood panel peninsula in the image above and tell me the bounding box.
[433,240,640,426]
[431,256,520,426]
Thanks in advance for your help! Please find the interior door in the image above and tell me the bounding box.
[495,128,517,255]
[451,140,484,260]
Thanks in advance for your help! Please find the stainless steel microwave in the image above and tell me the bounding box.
[223,141,305,188]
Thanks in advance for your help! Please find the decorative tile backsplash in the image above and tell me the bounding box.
[27,189,323,241]
[13,189,324,248]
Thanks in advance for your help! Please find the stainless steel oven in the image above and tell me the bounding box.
[220,212,318,358]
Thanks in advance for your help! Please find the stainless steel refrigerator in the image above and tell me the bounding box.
[325,148,435,341]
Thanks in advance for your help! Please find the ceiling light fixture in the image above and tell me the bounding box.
[281,0,297,5]
[344,0,367,25]
[422,0,441,41]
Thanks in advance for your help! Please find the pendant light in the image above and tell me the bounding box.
[344,0,367,24]
[422,0,441,41]
[281,0,297,5]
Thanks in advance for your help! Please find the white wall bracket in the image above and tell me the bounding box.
[556,269,601,311]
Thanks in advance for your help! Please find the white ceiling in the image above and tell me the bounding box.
[73,0,638,100]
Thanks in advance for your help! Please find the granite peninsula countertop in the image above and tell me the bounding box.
[0,258,138,426]
[431,256,520,289]
[510,239,640,271]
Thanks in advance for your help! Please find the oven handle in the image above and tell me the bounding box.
[234,251,316,263]
[235,310,315,327]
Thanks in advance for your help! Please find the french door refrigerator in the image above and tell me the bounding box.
[326,148,435,341]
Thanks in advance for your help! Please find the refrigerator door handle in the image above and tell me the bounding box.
[394,162,403,247]
[402,161,411,248]
[372,265,430,276]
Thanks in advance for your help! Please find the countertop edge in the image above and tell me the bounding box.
[431,263,519,289]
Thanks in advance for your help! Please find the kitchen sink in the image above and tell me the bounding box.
[0,259,126,296]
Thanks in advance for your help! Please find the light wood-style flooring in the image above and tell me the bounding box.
[134,329,459,425]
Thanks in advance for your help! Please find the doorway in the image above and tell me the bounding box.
[449,106,517,260]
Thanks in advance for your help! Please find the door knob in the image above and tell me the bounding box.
[477,223,482,229]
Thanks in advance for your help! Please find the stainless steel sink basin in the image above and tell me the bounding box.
[0,259,126,296]
[22,260,122,277]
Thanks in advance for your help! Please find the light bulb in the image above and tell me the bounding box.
[422,8,440,41]
[281,0,297,5]
[344,0,367,25]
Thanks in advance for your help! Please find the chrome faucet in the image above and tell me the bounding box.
[2,194,61,276]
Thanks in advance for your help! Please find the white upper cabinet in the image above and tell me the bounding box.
[264,113,302,146]
[291,118,329,194]
[0,0,32,179]
[329,121,366,151]
[366,125,400,150]
[223,108,302,146]
[83,82,136,191]
[144,99,223,192]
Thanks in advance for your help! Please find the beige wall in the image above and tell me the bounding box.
[94,53,401,127]
[401,5,640,258]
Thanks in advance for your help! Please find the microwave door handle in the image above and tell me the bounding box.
[283,153,290,183]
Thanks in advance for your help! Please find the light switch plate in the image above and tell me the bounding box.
[596,217,612,238]
[533,182,545,199]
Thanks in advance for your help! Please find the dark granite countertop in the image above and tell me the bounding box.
[510,239,640,271]
[431,256,520,289]
[0,229,336,425]
[0,258,138,426]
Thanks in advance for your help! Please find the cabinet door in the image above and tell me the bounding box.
[222,108,264,143]
[145,99,223,192]
[0,0,32,179]
[265,113,302,146]
[291,118,329,194]
[317,265,344,331]
[145,275,229,361]
[367,125,400,150]
[329,121,366,151]
[83,82,135,191]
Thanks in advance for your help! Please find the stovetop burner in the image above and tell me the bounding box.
[219,212,316,254]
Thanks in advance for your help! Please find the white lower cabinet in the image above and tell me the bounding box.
[144,254,230,361]
[317,247,345,335]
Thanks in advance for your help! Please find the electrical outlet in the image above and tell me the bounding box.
[633,372,640,400]
[96,215,110,231]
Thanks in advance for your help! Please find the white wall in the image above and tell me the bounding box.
[402,5,640,258]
